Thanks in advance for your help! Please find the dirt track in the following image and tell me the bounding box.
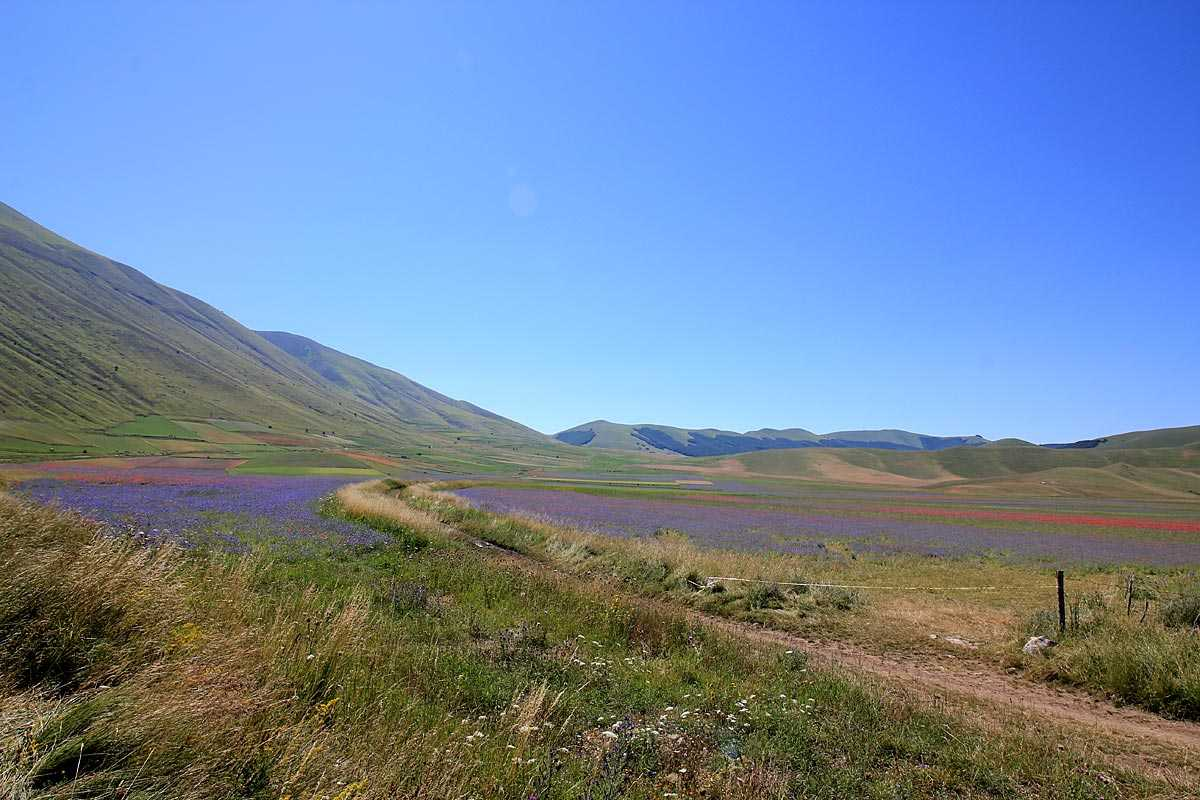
[459,536,1200,771]
[699,614,1200,756]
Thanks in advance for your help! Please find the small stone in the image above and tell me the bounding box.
[1023,635,1057,656]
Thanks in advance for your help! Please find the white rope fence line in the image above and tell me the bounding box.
[703,575,1060,592]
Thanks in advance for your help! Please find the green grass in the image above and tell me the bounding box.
[207,418,276,433]
[1017,583,1200,719]
[235,465,383,476]
[0,437,80,455]
[365,481,1200,722]
[106,414,199,439]
[231,450,385,476]
[0,491,1167,798]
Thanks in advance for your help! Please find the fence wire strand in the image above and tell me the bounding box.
[704,575,1060,592]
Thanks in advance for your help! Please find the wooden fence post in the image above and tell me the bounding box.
[1057,570,1066,634]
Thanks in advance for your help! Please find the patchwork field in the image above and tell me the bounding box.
[4,455,1200,797]
[13,461,387,550]
[453,483,1200,566]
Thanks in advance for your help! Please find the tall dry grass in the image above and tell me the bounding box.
[332,479,450,542]
[0,488,1180,797]
[1019,589,1200,718]
[0,491,817,799]
[0,493,577,798]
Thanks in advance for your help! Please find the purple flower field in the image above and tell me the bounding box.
[19,468,388,551]
[454,486,1200,566]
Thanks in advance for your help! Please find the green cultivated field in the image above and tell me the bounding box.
[232,451,384,476]
[106,415,199,439]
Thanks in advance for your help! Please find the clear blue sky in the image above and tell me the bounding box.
[3,2,1197,442]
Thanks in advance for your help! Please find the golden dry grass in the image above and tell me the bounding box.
[0,489,1186,797]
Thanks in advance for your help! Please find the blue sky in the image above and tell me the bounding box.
[3,2,1197,442]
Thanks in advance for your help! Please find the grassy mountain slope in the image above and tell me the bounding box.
[258,331,539,436]
[555,420,987,456]
[1097,425,1200,450]
[731,442,1200,497]
[0,201,543,457]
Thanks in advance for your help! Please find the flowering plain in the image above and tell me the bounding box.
[453,484,1200,566]
[12,460,388,551]
[1,482,1181,798]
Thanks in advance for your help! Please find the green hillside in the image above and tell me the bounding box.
[0,201,550,465]
[732,442,1200,497]
[555,419,987,456]
[257,331,534,436]
[1097,425,1200,449]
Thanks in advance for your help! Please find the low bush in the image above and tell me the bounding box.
[1161,588,1200,629]
[1019,594,1200,719]
[747,582,787,610]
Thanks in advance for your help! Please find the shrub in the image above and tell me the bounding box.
[1019,604,1200,719]
[747,582,786,610]
[1161,589,1200,629]
[378,578,431,615]
[816,586,863,612]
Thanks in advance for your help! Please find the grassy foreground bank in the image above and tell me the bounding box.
[357,481,1200,722]
[0,488,1184,798]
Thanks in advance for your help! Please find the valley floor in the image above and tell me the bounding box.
[4,458,1200,798]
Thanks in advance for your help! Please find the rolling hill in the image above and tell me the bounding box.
[721,437,1200,497]
[554,420,988,456]
[0,201,544,461]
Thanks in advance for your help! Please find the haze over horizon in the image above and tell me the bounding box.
[4,2,1197,443]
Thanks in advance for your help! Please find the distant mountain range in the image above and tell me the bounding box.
[554,420,988,457]
[555,420,1200,458]
[0,202,539,446]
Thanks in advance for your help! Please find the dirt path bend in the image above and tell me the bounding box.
[695,614,1200,756]
[460,537,1200,764]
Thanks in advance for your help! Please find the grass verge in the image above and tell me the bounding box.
[358,480,1200,723]
[1016,584,1200,719]
[0,490,1174,797]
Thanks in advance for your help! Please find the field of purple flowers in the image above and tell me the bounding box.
[454,485,1200,566]
[11,456,1200,566]
[17,465,388,551]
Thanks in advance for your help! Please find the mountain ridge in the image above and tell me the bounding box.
[0,201,540,446]
[556,420,1200,458]
[555,420,988,457]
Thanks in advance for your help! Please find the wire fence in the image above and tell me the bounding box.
[704,575,1061,592]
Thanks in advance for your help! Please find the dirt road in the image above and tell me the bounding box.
[461,536,1200,766]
